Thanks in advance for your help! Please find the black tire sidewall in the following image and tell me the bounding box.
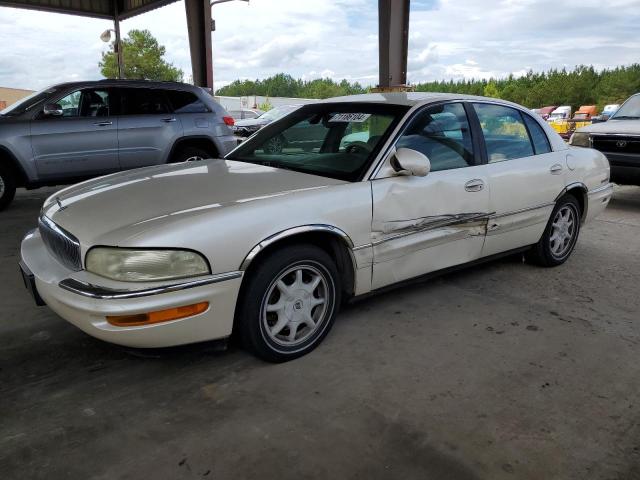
[238,245,341,362]
[0,165,16,211]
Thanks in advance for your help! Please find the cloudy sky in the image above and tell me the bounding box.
[0,0,638,91]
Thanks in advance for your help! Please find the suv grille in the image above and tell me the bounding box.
[592,135,640,155]
[39,216,82,271]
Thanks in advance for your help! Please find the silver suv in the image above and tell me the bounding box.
[0,80,237,209]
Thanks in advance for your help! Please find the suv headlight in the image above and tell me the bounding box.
[569,132,590,147]
[86,248,210,282]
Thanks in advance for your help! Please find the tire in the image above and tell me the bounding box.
[171,146,211,163]
[526,194,581,267]
[0,164,16,211]
[237,244,341,362]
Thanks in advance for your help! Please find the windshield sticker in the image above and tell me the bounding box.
[329,113,371,123]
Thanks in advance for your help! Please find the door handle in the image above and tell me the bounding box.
[93,121,112,126]
[162,117,177,123]
[464,179,484,192]
[550,164,563,174]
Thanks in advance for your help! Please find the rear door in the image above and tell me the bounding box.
[30,88,119,180]
[471,102,565,256]
[116,87,183,169]
[370,102,491,289]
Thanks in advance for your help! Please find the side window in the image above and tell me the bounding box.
[473,103,534,162]
[166,90,209,114]
[80,89,110,117]
[121,88,169,115]
[523,114,552,154]
[54,89,110,118]
[57,91,81,117]
[396,102,474,172]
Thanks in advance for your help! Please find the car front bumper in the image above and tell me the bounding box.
[20,229,243,348]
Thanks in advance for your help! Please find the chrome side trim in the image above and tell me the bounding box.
[239,224,355,271]
[58,271,243,300]
[489,202,555,219]
[588,183,614,196]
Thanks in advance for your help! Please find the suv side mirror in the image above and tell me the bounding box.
[391,148,431,177]
[43,103,63,117]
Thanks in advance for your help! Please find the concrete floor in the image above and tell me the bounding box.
[1,185,640,480]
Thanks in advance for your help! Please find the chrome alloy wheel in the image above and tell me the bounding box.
[261,264,331,347]
[0,175,5,197]
[549,205,577,258]
[185,156,204,162]
[264,136,284,153]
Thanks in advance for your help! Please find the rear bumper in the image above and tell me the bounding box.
[585,183,614,223]
[20,229,243,348]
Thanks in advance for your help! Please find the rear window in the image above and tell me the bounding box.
[166,90,209,114]
[523,114,552,154]
[120,88,169,115]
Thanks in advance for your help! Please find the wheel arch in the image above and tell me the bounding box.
[556,182,587,222]
[239,225,357,298]
[167,136,221,162]
[0,145,28,187]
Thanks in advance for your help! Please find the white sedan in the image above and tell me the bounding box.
[20,93,613,362]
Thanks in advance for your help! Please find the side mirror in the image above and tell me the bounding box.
[391,147,431,177]
[43,103,63,117]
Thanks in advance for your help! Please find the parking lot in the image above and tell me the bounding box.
[0,184,638,479]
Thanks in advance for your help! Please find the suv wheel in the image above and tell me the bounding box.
[171,146,211,163]
[237,245,341,362]
[526,194,581,267]
[0,164,16,211]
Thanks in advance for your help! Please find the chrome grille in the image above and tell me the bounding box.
[38,216,82,271]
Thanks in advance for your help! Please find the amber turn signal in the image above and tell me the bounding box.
[106,302,209,327]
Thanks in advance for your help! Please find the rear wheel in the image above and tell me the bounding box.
[526,194,581,267]
[171,146,211,163]
[0,164,16,211]
[237,245,341,362]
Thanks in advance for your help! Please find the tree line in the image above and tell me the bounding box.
[217,65,640,111]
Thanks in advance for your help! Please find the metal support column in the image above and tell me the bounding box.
[377,0,410,91]
[113,1,124,79]
[184,0,213,90]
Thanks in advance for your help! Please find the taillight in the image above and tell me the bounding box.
[223,116,235,126]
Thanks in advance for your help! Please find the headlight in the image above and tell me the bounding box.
[86,248,210,282]
[569,132,590,147]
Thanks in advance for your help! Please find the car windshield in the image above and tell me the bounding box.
[226,103,408,181]
[0,86,59,116]
[259,105,298,121]
[610,95,640,120]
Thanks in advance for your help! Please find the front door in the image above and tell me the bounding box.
[471,103,566,257]
[371,102,491,290]
[116,87,183,169]
[30,88,119,180]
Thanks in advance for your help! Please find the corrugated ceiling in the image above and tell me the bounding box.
[0,0,180,20]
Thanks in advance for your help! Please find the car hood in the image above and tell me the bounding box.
[234,117,270,128]
[578,119,640,135]
[44,159,346,244]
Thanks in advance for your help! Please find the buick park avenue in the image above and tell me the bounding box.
[20,93,613,362]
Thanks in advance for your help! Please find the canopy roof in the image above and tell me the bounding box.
[0,0,179,20]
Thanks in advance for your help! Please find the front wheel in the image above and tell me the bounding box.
[526,194,581,267]
[237,245,341,362]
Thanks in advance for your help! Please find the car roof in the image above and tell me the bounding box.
[49,79,203,92]
[321,92,529,109]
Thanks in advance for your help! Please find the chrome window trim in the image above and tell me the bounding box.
[58,271,243,300]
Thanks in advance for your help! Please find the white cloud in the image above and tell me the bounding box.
[0,0,638,91]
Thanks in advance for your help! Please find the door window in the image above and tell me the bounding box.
[121,88,169,115]
[53,89,110,118]
[396,103,475,172]
[523,114,552,154]
[473,103,534,162]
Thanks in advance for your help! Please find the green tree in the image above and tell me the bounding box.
[100,29,183,81]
